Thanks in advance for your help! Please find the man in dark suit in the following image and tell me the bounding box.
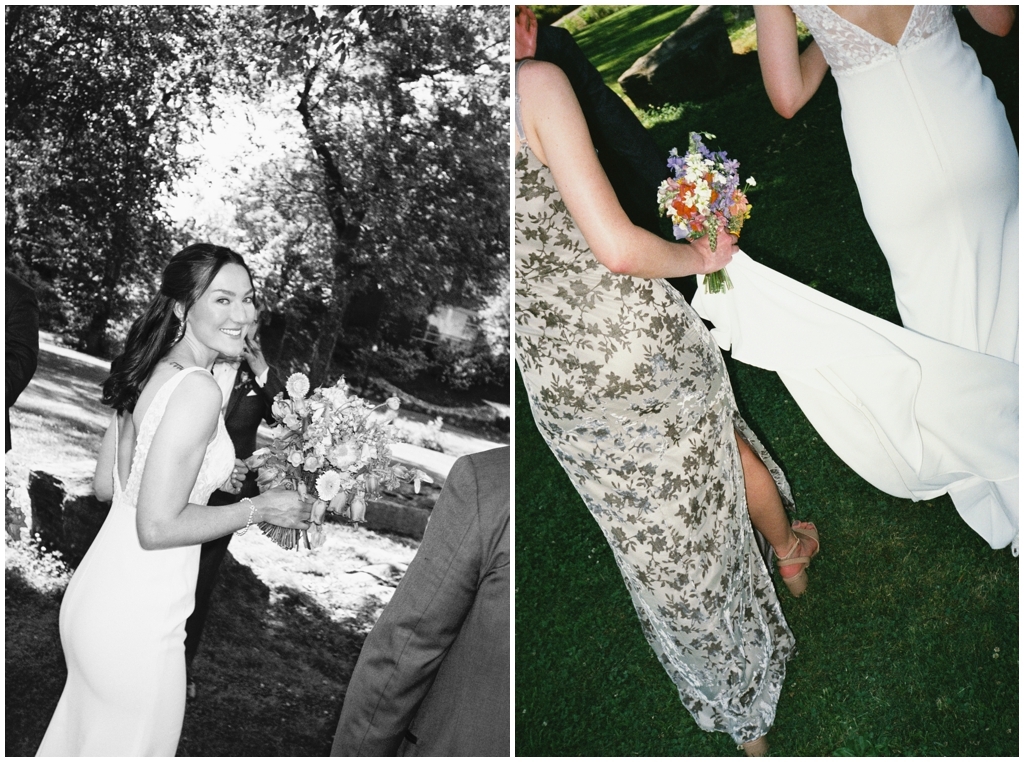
[515,6,698,303]
[5,270,40,452]
[184,324,284,696]
[331,445,510,757]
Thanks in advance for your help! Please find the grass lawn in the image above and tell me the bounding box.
[515,6,1019,757]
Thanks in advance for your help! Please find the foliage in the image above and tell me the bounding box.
[234,5,510,386]
[5,463,30,541]
[6,5,510,380]
[391,415,446,454]
[5,535,71,594]
[435,337,510,391]
[351,342,431,386]
[4,6,232,356]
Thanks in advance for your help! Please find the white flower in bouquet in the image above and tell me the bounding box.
[349,493,367,523]
[316,470,343,502]
[328,441,359,470]
[286,372,310,400]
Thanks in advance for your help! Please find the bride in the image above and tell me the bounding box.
[754,5,1018,362]
[37,244,312,756]
[688,7,1018,554]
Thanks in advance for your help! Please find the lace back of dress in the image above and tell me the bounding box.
[121,368,205,505]
[790,6,954,75]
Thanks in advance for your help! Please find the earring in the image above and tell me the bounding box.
[174,318,186,343]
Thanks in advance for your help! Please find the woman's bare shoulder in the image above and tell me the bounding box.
[518,58,572,93]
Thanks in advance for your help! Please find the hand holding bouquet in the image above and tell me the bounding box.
[657,132,756,293]
[246,373,432,551]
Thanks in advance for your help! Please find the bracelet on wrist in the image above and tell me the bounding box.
[236,497,257,536]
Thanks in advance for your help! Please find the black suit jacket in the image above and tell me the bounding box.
[534,26,698,303]
[331,446,510,757]
[5,271,40,452]
[207,361,283,505]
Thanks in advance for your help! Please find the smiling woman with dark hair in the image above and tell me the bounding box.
[37,243,312,757]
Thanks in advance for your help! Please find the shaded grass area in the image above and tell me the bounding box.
[515,6,1019,757]
[573,5,697,98]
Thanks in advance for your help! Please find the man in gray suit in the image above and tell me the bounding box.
[331,445,510,756]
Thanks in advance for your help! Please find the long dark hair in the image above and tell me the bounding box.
[101,244,254,414]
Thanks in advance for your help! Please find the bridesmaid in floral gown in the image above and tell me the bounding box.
[514,51,819,755]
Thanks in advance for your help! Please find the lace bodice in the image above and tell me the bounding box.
[791,5,954,76]
[114,366,235,509]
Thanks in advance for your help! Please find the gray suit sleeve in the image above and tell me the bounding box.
[330,456,482,756]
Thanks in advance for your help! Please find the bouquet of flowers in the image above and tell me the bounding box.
[656,132,756,293]
[245,372,432,551]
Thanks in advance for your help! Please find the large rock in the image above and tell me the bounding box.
[618,5,734,109]
[27,470,110,568]
[364,497,431,540]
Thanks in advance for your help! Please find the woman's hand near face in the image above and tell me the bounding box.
[241,335,269,377]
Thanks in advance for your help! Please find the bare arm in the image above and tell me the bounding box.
[93,415,117,502]
[755,6,830,119]
[517,60,735,279]
[135,372,309,550]
[967,6,1016,36]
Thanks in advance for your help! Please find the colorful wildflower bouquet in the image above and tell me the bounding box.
[657,132,756,293]
[245,372,432,551]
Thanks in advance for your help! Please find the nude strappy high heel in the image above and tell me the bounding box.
[739,736,768,756]
[775,523,819,597]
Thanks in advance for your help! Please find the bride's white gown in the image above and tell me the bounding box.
[691,5,1019,554]
[37,367,234,756]
[693,253,1018,554]
[791,4,1018,361]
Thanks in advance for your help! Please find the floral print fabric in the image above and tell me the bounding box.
[515,131,796,744]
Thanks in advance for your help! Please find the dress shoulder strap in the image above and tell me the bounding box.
[515,59,529,144]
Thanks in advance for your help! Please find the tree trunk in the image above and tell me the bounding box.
[81,245,125,358]
[296,68,366,387]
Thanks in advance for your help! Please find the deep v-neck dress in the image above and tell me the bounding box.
[515,60,797,744]
[37,366,234,756]
[791,5,1018,362]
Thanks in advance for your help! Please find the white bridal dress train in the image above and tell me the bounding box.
[693,252,1018,554]
[37,367,235,756]
[693,5,1019,554]
[791,4,1018,362]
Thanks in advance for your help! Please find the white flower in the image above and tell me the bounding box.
[746,176,756,187]
[316,470,342,501]
[348,494,366,523]
[413,470,433,494]
[286,372,310,400]
[328,442,358,469]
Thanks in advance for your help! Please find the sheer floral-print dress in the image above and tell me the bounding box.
[514,60,796,744]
